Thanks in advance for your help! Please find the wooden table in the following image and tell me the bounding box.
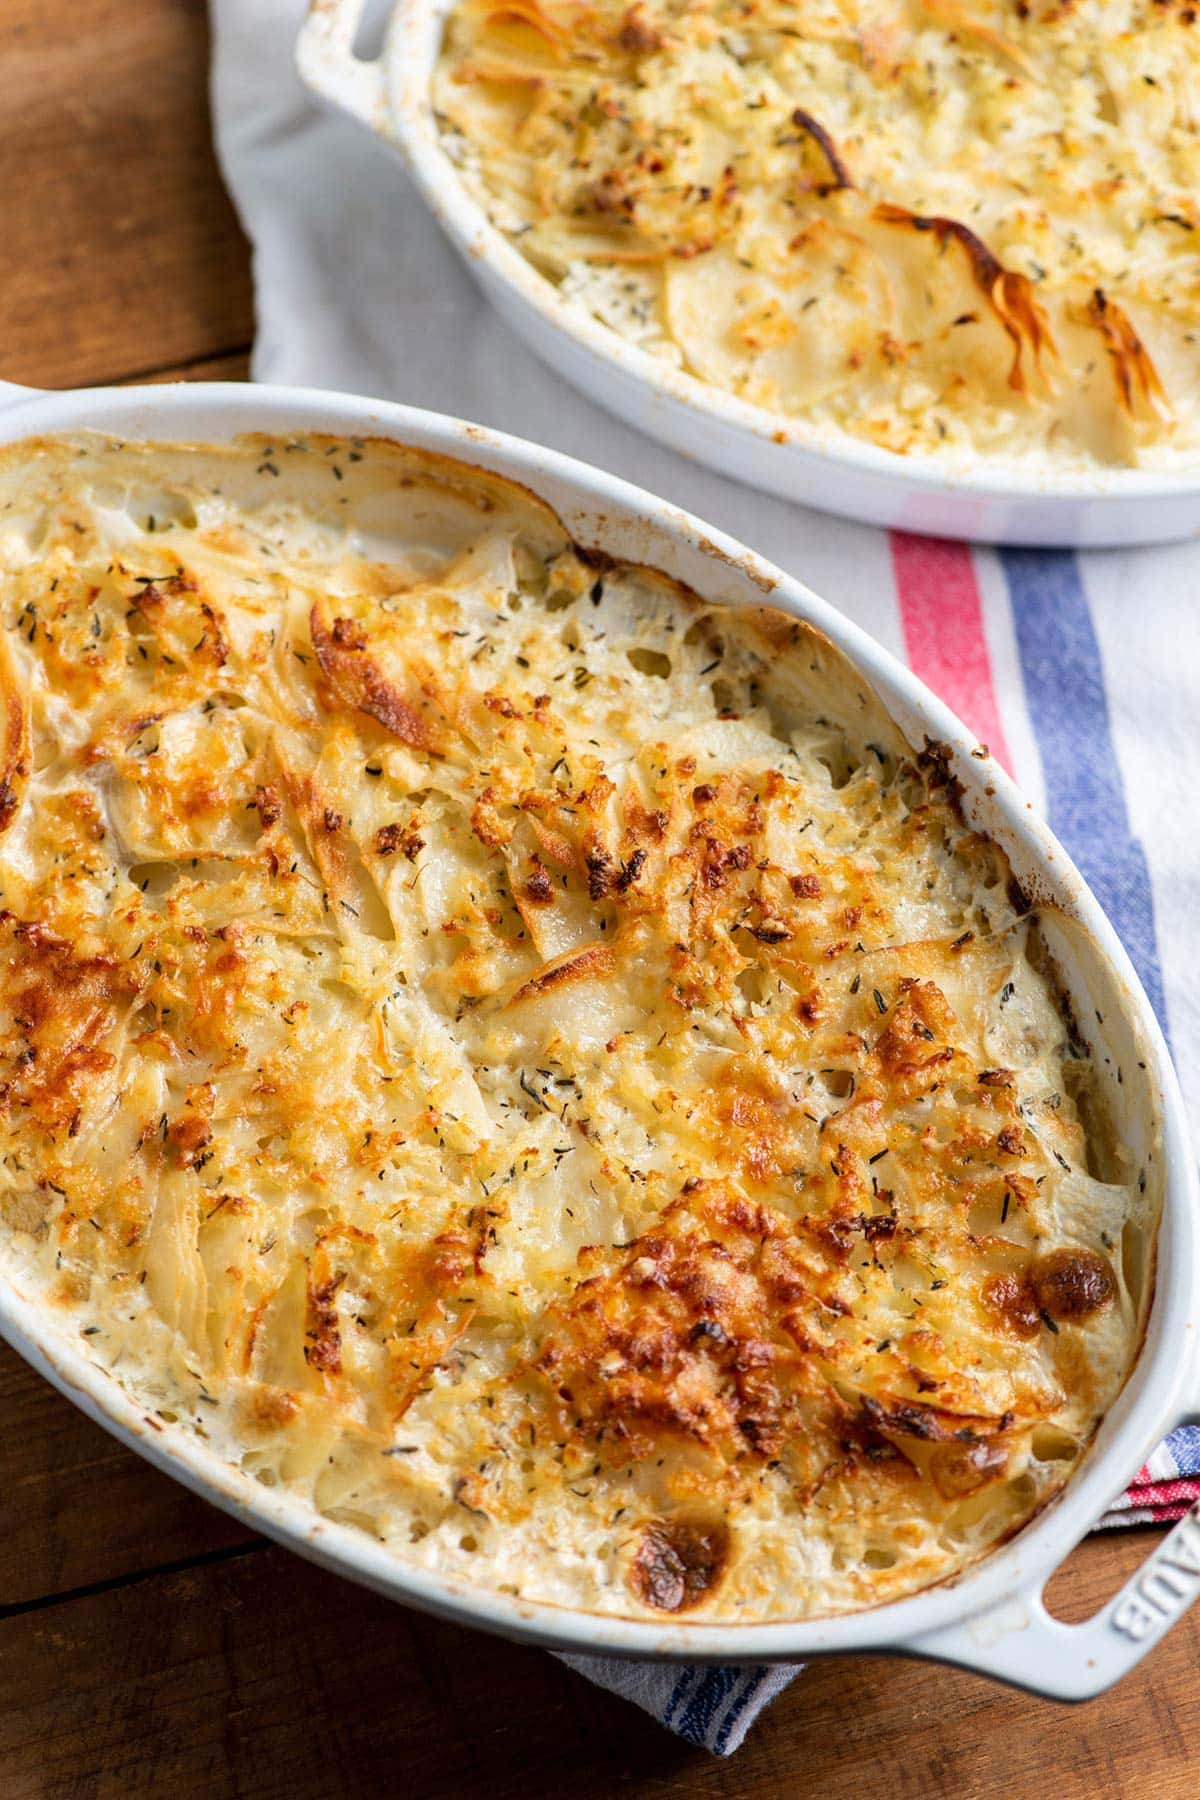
[1,4,1196,1794]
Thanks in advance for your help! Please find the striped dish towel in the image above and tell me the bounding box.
[211,0,1200,1752]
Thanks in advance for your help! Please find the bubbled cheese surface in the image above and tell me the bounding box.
[0,434,1156,1620]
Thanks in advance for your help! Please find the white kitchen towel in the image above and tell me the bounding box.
[209,0,1200,1754]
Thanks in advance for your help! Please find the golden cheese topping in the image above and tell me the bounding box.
[0,435,1155,1620]
[433,0,1200,468]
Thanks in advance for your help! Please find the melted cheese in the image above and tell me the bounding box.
[0,434,1155,1620]
[433,0,1200,469]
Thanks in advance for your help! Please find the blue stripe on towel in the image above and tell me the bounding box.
[1168,1425,1200,1478]
[674,1666,743,1748]
[662,1666,699,1730]
[713,1668,772,1754]
[999,550,1168,1034]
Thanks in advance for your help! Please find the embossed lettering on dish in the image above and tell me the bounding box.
[1111,1503,1200,1642]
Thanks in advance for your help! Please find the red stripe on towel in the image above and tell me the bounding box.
[891,533,1014,776]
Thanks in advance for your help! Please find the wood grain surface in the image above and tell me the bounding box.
[0,4,1195,1796]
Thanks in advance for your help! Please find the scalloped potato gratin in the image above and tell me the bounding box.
[434,0,1200,468]
[0,434,1156,1619]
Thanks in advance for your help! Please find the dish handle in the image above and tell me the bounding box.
[296,0,387,132]
[905,1409,1200,1700]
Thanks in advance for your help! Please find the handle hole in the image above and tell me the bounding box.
[352,0,394,57]
[1042,1525,1159,1623]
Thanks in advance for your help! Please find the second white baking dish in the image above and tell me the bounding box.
[296,0,1200,548]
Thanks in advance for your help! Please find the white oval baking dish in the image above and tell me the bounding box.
[0,373,1196,1699]
[294,0,1200,550]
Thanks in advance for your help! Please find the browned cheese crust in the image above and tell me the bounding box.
[0,434,1155,1620]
